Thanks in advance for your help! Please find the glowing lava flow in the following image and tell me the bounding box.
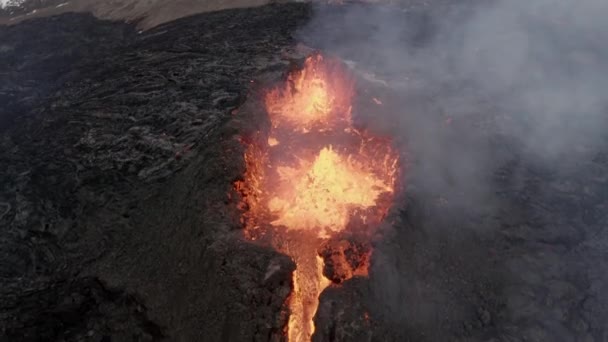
[237,54,398,342]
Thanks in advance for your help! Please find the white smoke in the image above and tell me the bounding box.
[297,0,608,339]
[300,0,608,164]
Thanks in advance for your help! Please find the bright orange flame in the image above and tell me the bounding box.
[237,53,398,342]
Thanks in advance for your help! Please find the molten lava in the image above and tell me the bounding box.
[237,53,398,342]
[264,54,353,131]
[269,146,394,237]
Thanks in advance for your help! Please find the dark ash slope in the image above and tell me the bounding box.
[1,4,308,341]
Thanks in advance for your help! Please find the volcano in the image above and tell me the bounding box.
[2,1,608,342]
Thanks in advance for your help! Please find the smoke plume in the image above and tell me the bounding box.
[297,0,608,340]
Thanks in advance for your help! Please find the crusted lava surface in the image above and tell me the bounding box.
[0,4,308,341]
[2,2,608,342]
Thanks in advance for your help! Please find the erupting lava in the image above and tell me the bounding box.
[237,53,398,342]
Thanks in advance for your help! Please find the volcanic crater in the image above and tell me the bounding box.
[234,52,404,341]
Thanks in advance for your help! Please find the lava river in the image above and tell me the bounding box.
[236,53,399,342]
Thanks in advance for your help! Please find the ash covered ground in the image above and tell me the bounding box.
[1,1,608,342]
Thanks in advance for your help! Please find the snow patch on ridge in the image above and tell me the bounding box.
[0,0,26,9]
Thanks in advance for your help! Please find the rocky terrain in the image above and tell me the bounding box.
[1,1,608,342]
[0,0,452,29]
[1,4,309,340]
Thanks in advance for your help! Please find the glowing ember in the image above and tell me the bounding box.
[237,53,398,342]
[268,136,280,146]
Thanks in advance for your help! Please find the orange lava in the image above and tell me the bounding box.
[269,146,394,238]
[237,53,398,342]
[264,54,354,131]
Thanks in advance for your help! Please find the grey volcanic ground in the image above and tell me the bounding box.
[2,1,608,342]
[0,0,273,29]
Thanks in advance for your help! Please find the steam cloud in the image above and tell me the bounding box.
[296,0,608,340]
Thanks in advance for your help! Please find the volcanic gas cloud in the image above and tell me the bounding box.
[236,53,399,342]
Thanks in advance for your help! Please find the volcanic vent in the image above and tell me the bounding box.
[236,53,400,342]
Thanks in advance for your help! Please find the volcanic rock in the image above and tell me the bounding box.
[0,3,310,340]
[319,237,371,285]
[312,277,375,342]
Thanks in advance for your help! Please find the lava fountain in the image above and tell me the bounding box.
[236,53,399,342]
